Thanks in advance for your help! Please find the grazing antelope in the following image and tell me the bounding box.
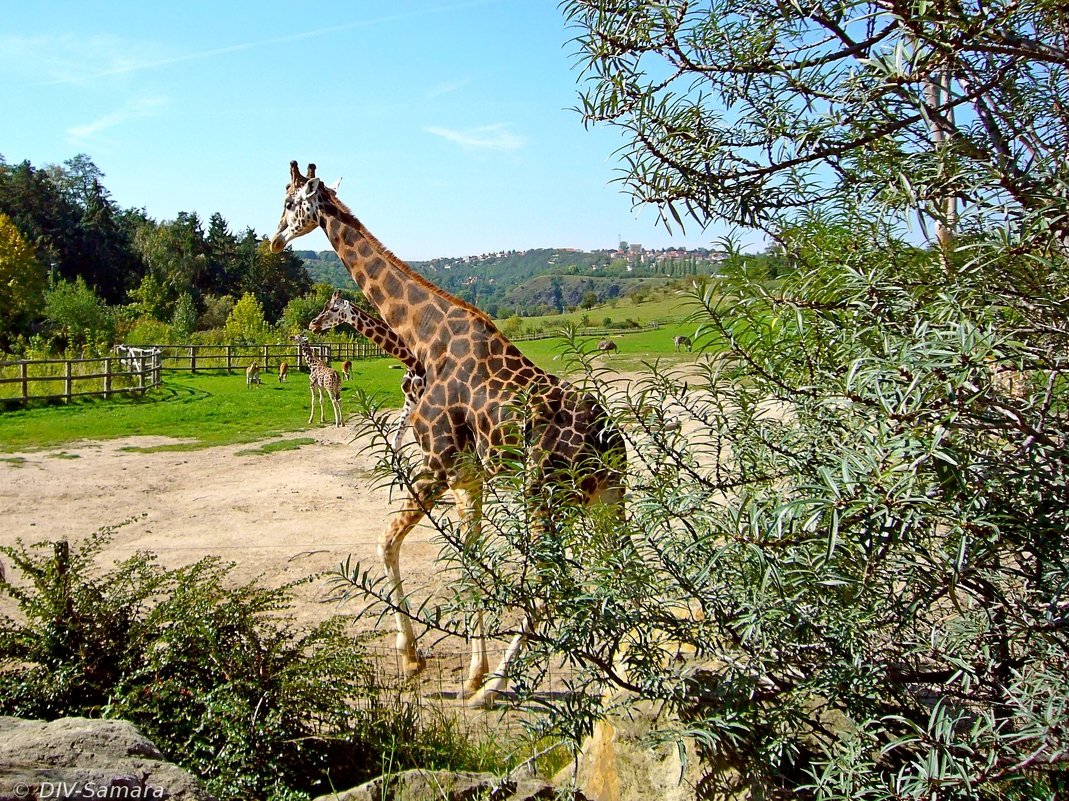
[674,335,692,352]
[278,362,289,383]
[596,339,618,353]
[341,359,352,380]
[246,363,261,387]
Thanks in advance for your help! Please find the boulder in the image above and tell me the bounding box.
[311,768,587,801]
[0,717,215,801]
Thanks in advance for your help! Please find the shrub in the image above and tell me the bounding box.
[0,526,414,801]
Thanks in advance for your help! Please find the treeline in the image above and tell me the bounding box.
[302,246,774,319]
[0,154,340,355]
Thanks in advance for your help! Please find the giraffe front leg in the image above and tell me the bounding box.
[378,478,444,678]
[307,385,316,425]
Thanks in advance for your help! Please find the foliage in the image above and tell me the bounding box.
[0,528,484,801]
[562,0,1069,240]
[0,212,46,347]
[0,155,314,346]
[223,292,272,345]
[328,2,1069,798]
[43,277,114,347]
[171,292,197,340]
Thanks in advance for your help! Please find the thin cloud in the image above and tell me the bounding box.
[425,124,525,151]
[29,0,494,87]
[68,97,169,142]
[426,79,472,99]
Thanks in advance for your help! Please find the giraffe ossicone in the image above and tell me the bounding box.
[272,161,626,708]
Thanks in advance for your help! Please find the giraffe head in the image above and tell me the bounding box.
[308,291,347,334]
[270,161,325,252]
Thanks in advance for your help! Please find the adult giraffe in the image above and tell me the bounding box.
[271,162,625,707]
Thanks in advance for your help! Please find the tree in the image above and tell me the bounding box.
[0,212,47,347]
[223,292,270,345]
[335,4,1069,798]
[171,292,197,340]
[563,0,1069,244]
[43,277,113,348]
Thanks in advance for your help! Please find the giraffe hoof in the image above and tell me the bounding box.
[402,653,427,678]
[461,675,485,699]
[465,688,498,710]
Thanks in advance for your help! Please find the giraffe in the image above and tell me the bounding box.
[293,334,343,426]
[308,291,427,449]
[271,162,625,708]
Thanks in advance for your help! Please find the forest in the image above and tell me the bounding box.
[0,154,316,356]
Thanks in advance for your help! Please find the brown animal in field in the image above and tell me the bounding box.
[278,362,289,382]
[341,359,352,380]
[596,339,618,353]
[674,335,692,352]
[246,363,261,387]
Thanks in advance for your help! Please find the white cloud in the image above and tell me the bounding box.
[425,79,472,99]
[0,33,163,86]
[67,97,169,142]
[424,124,525,151]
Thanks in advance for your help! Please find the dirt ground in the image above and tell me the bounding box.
[0,425,483,685]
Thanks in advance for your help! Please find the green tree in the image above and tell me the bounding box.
[0,212,47,346]
[43,277,113,347]
[223,292,270,345]
[338,4,1069,798]
[171,292,197,340]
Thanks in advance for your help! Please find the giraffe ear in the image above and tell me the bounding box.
[301,177,321,197]
[329,177,342,191]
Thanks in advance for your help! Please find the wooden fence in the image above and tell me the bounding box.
[142,340,386,373]
[0,347,163,405]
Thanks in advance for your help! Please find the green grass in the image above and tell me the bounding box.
[0,311,708,452]
[0,359,407,453]
[509,285,704,330]
[235,436,318,456]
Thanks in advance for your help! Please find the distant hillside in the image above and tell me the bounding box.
[297,246,722,317]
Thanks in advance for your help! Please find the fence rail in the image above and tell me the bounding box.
[0,349,163,405]
[144,341,386,373]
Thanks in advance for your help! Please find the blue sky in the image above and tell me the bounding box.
[0,0,746,261]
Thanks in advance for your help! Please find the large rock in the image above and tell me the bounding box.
[0,717,215,801]
[311,769,587,801]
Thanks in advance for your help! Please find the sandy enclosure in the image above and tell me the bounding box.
[0,427,478,679]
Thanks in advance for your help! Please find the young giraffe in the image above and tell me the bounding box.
[308,291,427,449]
[271,162,625,708]
[293,334,343,427]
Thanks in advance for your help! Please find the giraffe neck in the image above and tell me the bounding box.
[299,340,327,371]
[319,200,500,365]
[342,304,419,370]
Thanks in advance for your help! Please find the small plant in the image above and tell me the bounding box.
[0,525,488,801]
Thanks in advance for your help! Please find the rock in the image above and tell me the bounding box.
[563,702,748,801]
[311,768,588,801]
[0,717,216,801]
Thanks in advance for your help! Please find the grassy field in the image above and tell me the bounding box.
[510,285,705,331]
[0,312,705,452]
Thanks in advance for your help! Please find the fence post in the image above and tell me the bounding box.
[225,345,232,372]
[263,344,270,371]
[104,357,112,399]
[64,360,72,403]
[190,346,197,374]
[20,360,28,402]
